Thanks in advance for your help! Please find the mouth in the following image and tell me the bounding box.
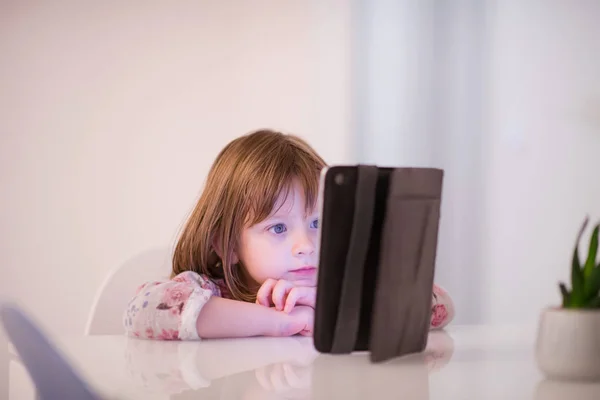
[289,266,317,276]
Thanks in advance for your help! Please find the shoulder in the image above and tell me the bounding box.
[134,271,223,297]
[171,271,223,297]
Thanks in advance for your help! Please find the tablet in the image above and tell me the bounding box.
[313,165,444,362]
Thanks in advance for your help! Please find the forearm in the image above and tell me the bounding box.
[196,296,287,339]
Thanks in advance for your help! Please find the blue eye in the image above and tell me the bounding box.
[310,219,319,229]
[269,223,287,234]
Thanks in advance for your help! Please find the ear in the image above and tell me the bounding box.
[212,237,239,265]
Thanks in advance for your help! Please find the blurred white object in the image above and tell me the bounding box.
[85,247,171,335]
[1,303,103,400]
[536,307,600,381]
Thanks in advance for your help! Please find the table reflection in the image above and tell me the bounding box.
[123,331,455,399]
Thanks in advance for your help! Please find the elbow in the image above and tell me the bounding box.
[431,285,455,330]
[122,302,142,338]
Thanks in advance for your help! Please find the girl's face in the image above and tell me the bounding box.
[236,179,320,288]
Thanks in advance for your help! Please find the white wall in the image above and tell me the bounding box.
[4,0,599,335]
[357,0,600,325]
[354,0,437,167]
[0,0,352,335]
[483,0,600,324]
[354,0,488,324]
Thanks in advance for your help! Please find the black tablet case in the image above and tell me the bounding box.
[313,165,444,363]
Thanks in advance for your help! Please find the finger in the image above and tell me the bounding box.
[283,288,303,313]
[255,365,273,390]
[282,363,305,389]
[256,279,277,307]
[272,280,294,311]
[304,309,314,335]
[270,363,288,392]
[256,279,275,307]
[286,287,317,312]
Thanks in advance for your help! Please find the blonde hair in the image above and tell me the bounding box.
[172,129,327,302]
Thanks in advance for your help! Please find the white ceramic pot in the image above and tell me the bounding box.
[536,307,600,381]
[535,378,600,400]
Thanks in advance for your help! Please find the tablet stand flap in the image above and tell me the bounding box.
[369,168,443,363]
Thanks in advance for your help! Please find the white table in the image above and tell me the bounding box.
[5,325,600,399]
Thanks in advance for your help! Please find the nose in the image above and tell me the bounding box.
[292,229,316,257]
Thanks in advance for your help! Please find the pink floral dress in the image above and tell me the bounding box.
[123,271,455,340]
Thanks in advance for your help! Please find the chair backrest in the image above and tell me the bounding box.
[1,303,103,400]
[85,247,172,335]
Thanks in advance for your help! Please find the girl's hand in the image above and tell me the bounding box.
[256,279,316,313]
[275,305,314,337]
[282,286,316,313]
[256,279,293,310]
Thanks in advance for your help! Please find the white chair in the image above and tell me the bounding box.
[85,247,172,335]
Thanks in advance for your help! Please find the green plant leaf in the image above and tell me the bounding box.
[572,246,584,305]
[559,282,571,307]
[571,216,589,306]
[584,265,600,301]
[586,296,600,309]
[584,224,599,280]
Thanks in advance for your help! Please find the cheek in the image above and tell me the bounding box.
[310,231,320,249]
[238,236,268,277]
[241,252,269,282]
[238,237,288,283]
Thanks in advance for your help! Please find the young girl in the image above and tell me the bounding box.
[123,129,455,340]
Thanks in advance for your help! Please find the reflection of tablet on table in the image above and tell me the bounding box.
[313,165,444,363]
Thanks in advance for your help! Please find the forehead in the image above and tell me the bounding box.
[271,180,319,217]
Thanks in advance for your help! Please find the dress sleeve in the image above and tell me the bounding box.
[430,284,455,330]
[123,271,222,340]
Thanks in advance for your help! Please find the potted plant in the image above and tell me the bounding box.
[536,216,600,381]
